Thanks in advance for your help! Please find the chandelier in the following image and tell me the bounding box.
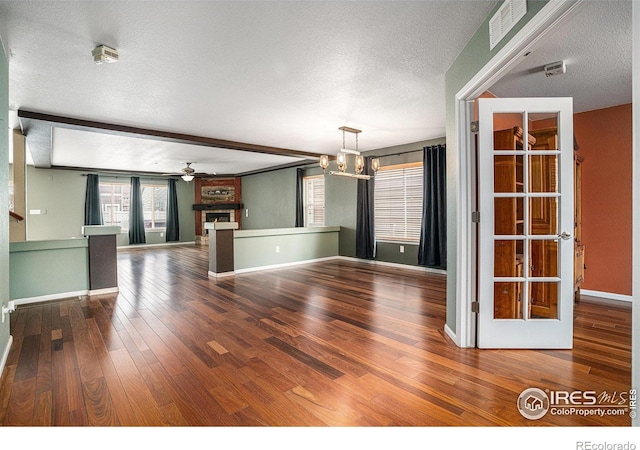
[319,126,380,180]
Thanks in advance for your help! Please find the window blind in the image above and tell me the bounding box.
[141,185,168,229]
[100,182,131,230]
[374,164,423,242]
[304,175,325,226]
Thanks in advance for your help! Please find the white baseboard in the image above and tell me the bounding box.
[234,256,339,274]
[208,270,236,278]
[579,289,632,303]
[88,287,119,296]
[0,335,13,383]
[12,287,122,306]
[337,256,447,275]
[444,324,460,346]
[234,255,448,276]
[12,290,89,307]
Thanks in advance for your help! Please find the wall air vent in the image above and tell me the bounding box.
[489,0,527,50]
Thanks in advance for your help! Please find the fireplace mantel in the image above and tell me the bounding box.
[192,203,244,211]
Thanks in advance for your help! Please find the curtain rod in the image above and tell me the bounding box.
[370,143,445,159]
[81,172,177,179]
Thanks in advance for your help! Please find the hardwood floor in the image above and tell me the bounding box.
[0,245,632,426]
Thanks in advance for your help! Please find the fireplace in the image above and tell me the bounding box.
[205,212,231,235]
[206,212,231,223]
[193,177,242,245]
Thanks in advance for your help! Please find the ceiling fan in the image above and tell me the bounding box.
[162,162,215,182]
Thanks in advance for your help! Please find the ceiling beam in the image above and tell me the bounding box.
[17,109,322,160]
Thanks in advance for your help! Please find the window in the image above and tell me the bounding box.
[142,184,167,229]
[303,175,325,227]
[100,183,131,230]
[100,182,168,230]
[374,162,423,242]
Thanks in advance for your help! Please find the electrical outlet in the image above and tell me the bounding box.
[245,209,249,218]
[160,232,164,237]
[400,245,405,253]
[276,246,280,253]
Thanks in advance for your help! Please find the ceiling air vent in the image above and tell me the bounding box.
[489,0,527,50]
[92,45,119,64]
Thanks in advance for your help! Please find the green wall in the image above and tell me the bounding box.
[325,172,358,257]
[234,227,339,270]
[241,167,297,230]
[444,0,550,333]
[242,138,444,265]
[9,239,89,300]
[25,167,195,245]
[0,39,10,367]
[26,166,86,239]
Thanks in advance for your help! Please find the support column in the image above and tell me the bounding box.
[82,225,121,294]
[205,222,238,278]
[10,129,26,241]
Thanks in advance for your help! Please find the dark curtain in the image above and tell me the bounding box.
[295,168,304,227]
[128,176,146,244]
[356,157,375,259]
[418,144,447,269]
[84,174,103,226]
[166,178,180,242]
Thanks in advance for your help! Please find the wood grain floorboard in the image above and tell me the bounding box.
[0,244,632,426]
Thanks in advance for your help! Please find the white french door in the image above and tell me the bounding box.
[477,97,574,349]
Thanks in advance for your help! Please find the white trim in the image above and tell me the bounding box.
[580,290,633,303]
[454,99,477,349]
[233,255,446,276]
[454,0,583,348]
[338,256,446,275]
[0,335,13,383]
[444,324,459,347]
[234,256,339,274]
[88,287,119,296]
[457,1,585,100]
[12,290,88,306]
[11,287,122,306]
[208,270,236,278]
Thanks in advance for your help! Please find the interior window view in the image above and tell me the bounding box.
[0,0,636,446]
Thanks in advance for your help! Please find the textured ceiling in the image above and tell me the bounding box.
[489,0,632,112]
[0,0,498,174]
[0,1,632,176]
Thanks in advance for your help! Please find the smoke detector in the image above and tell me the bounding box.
[544,60,566,78]
[92,45,119,64]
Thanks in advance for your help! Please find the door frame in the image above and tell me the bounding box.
[452,0,585,348]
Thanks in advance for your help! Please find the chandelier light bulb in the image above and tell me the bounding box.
[355,155,364,174]
[319,154,329,171]
[337,152,347,172]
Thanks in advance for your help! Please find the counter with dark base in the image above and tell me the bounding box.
[82,225,121,294]
[205,222,238,278]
